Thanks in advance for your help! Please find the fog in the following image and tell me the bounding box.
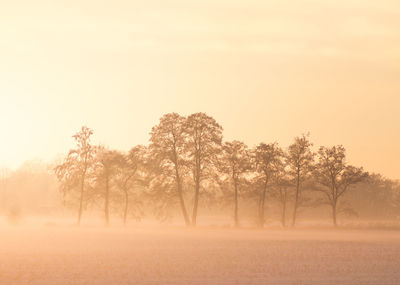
[0,121,399,284]
[1,225,400,284]
[2,0,400,283]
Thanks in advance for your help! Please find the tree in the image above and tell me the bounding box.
[149,113,191,226]
[313,145,368,226]
[54,126,95,225]
[220,141,251,227]
[115,145,147,225]
[184,113,223,226]
[253,142,283,227]
[345,174,400,220]
[272,158,292,228]
[286,134,315,227]
[392,180,400,218]
[94,147,125,226]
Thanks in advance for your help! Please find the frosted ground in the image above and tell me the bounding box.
[0,226,399,285]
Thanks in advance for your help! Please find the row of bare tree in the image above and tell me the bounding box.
[55,112,369,227]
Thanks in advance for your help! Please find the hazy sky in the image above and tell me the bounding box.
[0,0,399,179]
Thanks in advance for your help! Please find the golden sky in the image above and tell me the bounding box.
[0,0,399,179]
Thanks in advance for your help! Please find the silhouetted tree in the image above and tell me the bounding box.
[286,134,315,227]
[272,158,292,228]
[55,126,95,225]
[253,143,283,227]
[220,141,251,227]
[115,145,147,225]
[184,113,223,226]
[392,181,400,217]
[94,147,125,226]
[346,174,400,220]
[51,115,399,227]
[149,113,191,226]
[313,145,368,226]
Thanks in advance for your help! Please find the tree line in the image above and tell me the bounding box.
[55,112,395,228]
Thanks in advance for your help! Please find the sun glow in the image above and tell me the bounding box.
[0,91,35,168]
[0,0,399,178]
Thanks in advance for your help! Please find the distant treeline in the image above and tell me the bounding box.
[52,113,400,227]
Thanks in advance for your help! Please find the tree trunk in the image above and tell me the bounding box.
[292,171,300,227]
[234,179,239,228]
[281,189,287,228]
[191,141,201,227]
[123,190,129,226]
[175,167,190,226]
[332,200,337,227]
[258,179,268,228]
[105,173,110,226]
[77,158,88,226]
[191,177,200,227]
[77,174,85,226]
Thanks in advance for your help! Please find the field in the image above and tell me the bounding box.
[0,225,399,285]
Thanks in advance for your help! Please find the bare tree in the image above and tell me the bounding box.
[54,126,95,225]
[313,145,368,226]
[286,134,314,227]
[115,145,147,225]
[392,181,400,217]
[149,113,191,226]
[253,143,283,227]
[94,147,125,226]
[272,159,292,228]
[184,113,223,226]
[220,141,251,227]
